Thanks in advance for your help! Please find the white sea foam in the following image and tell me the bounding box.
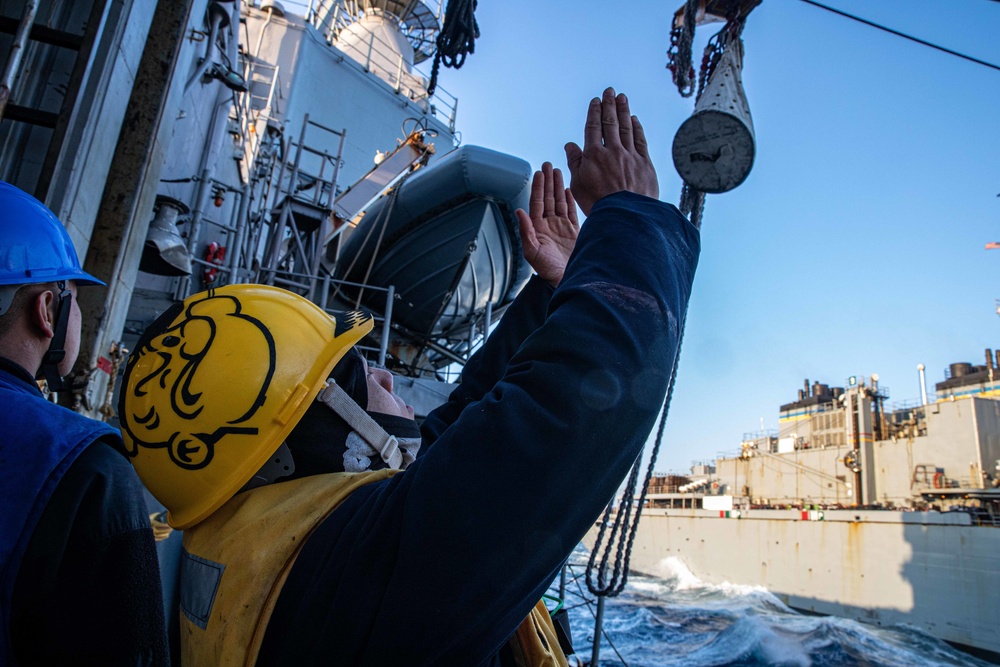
[652,556,702,589]
[755,621,813,667]
[654,556,770,598]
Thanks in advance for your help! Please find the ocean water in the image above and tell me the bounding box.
[555,552,993,667]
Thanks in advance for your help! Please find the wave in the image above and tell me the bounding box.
[628,557,797,617]
[558,551,992,667]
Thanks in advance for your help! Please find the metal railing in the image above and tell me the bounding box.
[741,428,778,442]
[275,0,458,131]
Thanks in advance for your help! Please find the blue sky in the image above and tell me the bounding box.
[441,0,1000,472]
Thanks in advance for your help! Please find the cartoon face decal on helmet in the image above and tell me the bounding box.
[120,291,276,470]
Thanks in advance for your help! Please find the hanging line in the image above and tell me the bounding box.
[798,0,1000,73]
[427,0,480,98]
[679,186,705,230]
[592,2,755,598]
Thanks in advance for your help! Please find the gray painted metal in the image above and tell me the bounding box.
[0,0,39,120]
[719,398,1000,506]
[48,0,161,248]
[332,145,531,350]
[73,0,198,413]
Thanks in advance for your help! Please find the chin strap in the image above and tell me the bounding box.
[316,380,402,469]
[40,281,71,393]
[238,381,401,495]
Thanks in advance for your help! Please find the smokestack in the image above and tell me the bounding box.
[804,378,811,397]
[987,349,994,370]
[917,364,929,406]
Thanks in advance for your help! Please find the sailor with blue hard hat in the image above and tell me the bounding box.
[0,180,105,390]
[0,181,169,665]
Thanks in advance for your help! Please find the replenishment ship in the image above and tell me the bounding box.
[597,352,1000,662]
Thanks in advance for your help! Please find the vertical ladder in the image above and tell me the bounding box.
[258,113,347,301]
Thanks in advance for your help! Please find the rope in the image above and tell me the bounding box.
[585,309,688,598]
[679,183,705,230]
[427,0,479,97]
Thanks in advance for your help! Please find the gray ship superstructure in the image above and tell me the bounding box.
[588,352,1000,661]
[0,0,532,416]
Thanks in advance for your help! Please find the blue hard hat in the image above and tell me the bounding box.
[0,181,104,288]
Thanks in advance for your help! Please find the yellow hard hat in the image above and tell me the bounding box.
[118,284,373,529]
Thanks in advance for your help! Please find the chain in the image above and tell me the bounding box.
[696,30,726,101]
[666,0,699,98]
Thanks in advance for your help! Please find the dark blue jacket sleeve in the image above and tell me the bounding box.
[261,192,700,666]
[11,440,169,667]
[420,275,554,449]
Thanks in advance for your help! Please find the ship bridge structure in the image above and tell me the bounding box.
[711,363,1000,510]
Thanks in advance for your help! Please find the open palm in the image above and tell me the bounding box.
[515,162,580,288]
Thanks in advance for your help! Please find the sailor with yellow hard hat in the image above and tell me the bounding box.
[119,88,700,666]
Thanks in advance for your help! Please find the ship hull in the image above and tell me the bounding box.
[584,508,1000,661]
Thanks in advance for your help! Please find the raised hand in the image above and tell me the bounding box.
[564,87,658,215]
[515,162,580,288]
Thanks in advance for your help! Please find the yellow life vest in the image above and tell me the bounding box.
[180,470,394,666]
[179,470,568,666]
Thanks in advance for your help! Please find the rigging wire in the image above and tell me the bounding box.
[797,0,1000,72]
[567,561,630,666]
